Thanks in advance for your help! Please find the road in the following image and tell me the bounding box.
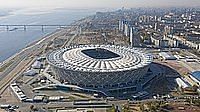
[42,65,61,84]
[63,33,77,47]
[179,60,195,72]
[0,28,78,95]
[0,27,80,112]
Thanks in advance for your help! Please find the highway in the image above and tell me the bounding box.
[0,26,95,112]
[0,24,77,26]
[0,48,35,94]
[0,27,78,96]
[64,33,77,47]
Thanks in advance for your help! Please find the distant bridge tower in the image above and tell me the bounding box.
[6,25,9,31]
[41,25,44,31]
[24,25,26,31]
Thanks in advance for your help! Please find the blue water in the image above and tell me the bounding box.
[0,8,96,62]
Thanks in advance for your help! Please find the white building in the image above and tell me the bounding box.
[159,52,177,60]
[129,27,134,47]
[118,20,124,32]
[124,23,129,36]
[164,35,180,48]
[32,61,42,69]
[151,35,169,47]
[175,78,189,88]
[23,69,37,76]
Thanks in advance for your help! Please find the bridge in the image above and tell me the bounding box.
[0,24,78,31]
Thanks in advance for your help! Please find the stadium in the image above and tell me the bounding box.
[47,45,152,95]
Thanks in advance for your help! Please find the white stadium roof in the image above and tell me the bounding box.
[47,45,152,72]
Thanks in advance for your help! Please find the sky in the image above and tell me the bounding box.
[0,0,199,9]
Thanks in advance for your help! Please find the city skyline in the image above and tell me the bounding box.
[0,0,199,9]
[0,0,200,111]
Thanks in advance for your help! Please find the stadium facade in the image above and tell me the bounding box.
[47,45,152,96]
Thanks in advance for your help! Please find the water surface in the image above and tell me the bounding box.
[0,8,96,62]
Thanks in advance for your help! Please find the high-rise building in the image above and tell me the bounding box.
[118,20,122,31]
[124,23,129,36]
[154,23,157,31]
[118,20,125,32]
[129,27,136,47]
[154,16,157,21]
[130,27,133,47]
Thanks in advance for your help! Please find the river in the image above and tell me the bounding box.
[0,8,98,62]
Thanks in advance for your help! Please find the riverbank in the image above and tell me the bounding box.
[0,8,96,63]
[0,15,86,69]
[0,29,60,67]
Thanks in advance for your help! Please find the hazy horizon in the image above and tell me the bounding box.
[0,0,199,10]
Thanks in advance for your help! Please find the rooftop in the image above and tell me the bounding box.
[191,71,200,82]
[47,45,152,72]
